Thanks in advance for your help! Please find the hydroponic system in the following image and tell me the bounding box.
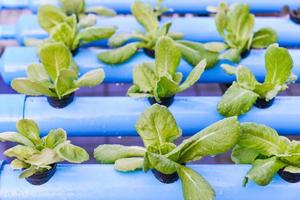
[0,0,300,200]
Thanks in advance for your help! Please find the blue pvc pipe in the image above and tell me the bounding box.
[0,94,25,132]
[1,47,300,84]
[22,96,300,136]
[1,0,299,13]
[3,15,300,47]
[0,163,299,200]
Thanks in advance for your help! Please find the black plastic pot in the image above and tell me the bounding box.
[143,48,155,58]
[278,168,300,183]
[148,96,174,107]
[25,164,57,185]
[152,169,179,184]
[254,97,275,109]
[241,49,251,59]
[289,9,300,24]
[47,93,75,109]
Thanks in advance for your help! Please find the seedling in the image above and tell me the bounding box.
[0,119,89,185]
[127,36,207,107]
[208,2,278,62]
[232,122,300,185]
[218,44,296,117]
[11,42,105,108]
[94,104,240,200]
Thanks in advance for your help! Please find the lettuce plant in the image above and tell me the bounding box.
[0,119,89,179]
[97,1,184,64]
[40,0,115,30]
[232,122,300,185]
[37,6,116,52]
[208,2,278,63]
[127,36,206,105]
[94,104,240,200]
[218,44,296,117]
[11,42,105,100]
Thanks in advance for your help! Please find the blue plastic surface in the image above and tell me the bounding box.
[1,47,300,84]
[3,15,300,47]
[1,0,29,9]
[0,94,25,132]
[1,0,299,13]
[0,163,299,200]
[22,96,300,136]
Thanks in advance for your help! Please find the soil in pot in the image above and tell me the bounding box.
[47,93,75,109]
[254,97,275,109]
[148,96,174,107]
[143,48,155,58]
[26,164,57,185]
[289,8,300,24]
[278,168,300,183]
[152,169,179,184]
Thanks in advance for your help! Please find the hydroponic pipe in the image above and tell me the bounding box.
[1,0,299,14]
[0,163,299,200]
[22,96,300,136]
[1,47,300,84]
[1,16,300,47]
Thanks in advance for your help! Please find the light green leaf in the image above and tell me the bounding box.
[264,44,293,85]
[19,166,39,179]
[135,104,181,148]
[204,42,228,52]
[10,159,30,170]
[75,68,105,87]
[17,119,42,146]
[60,0,85,15]
[239,123,288,156]
[283,166,300,173]
[44,128,67,149]
[114,157,144,172]
[214,4,227,37]
[219,48,241,63]
[168,117,240,163]
[235,66,258,90]
[39,42,72,81]
[26,148,62,167]
[177,59,206,92]
[94,144,145,164]
[98,43,139,64]
[244,157,286,186]
[131,1,159,32]
[281,141,300,166]
[56,143,89,163]
[0,132,34,147]
[177,166,215,200]
[55,69,78,99]
[38,5,67,33]
[144,151,178,174]
[108,33,139,47]
[127,85,154,98]
[217,83,259,117]
[11,78,56,97]
[133,62,157,92]
[176,41,219,68]
[252,28,278,49]
[155,36,181,76]
[50,22,74,49]
[154,76,178,99]
[4,145,39,161]
[221,64,237,75]
[27,64,50,85]
[231,145,260,164]
[78,26,116,44]
[78,14,97,29]
[86,6,116,17]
